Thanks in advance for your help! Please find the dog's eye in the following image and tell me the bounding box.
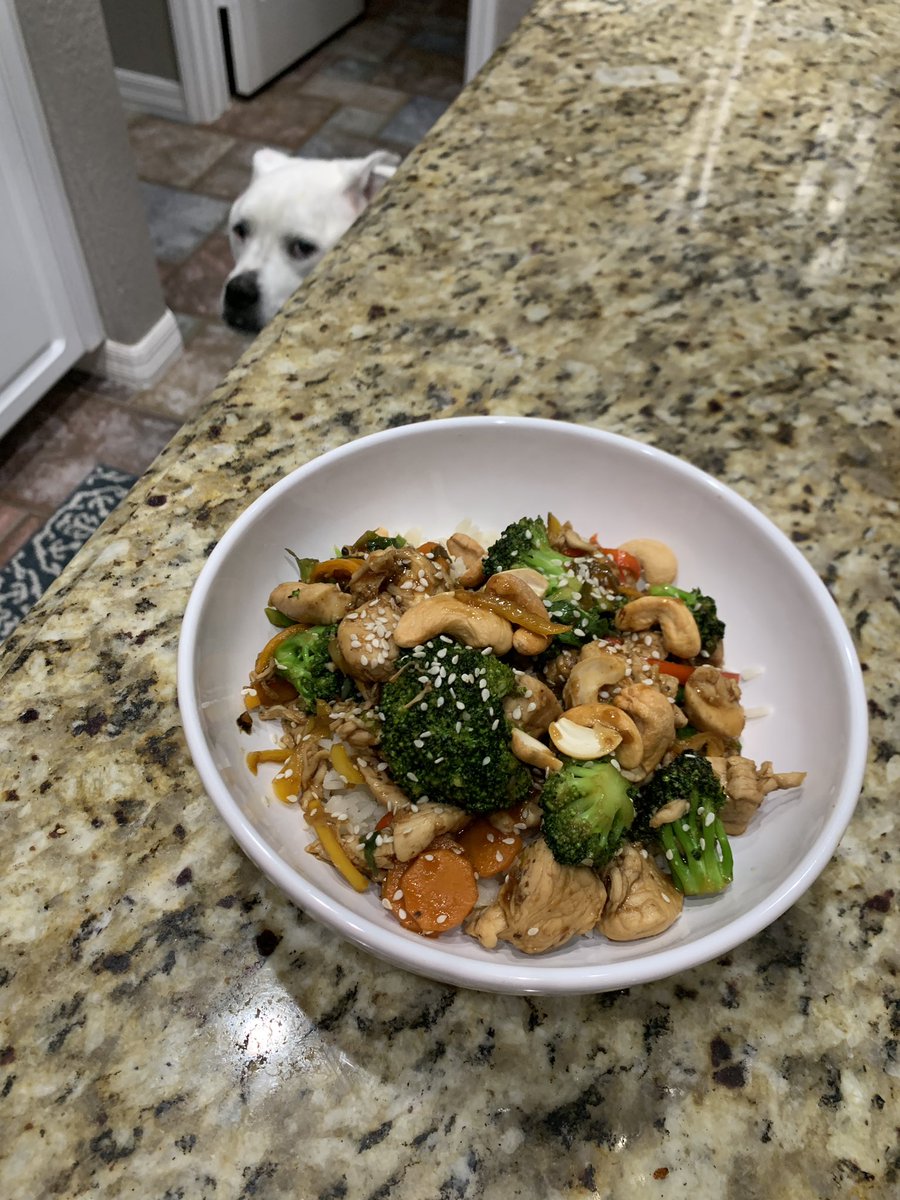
[286,237,318,260]
[232,220,250,240]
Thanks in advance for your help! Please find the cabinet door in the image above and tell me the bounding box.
[224,0,364,96]
[0,0,102,439]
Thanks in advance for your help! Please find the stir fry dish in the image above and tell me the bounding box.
[241,517,806,955]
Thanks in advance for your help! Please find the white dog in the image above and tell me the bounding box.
[222,148,398,333]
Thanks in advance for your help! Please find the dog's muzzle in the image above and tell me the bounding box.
[223,271,262,333]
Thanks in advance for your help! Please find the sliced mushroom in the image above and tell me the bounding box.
[557,702,643,770]
[447,532,486,588]
[511,727,562,772]
[616,539,678,586]
[269,581,353,624]
[613,685,677,776]
[563,652,626,708]
[337,595,402,682]
[393,594,513,653]
[682,665,745,740]
[615,595,701,659]
[348,547,447,609]
[598,844,683,941]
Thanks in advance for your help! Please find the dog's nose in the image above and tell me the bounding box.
[224,271,260,309]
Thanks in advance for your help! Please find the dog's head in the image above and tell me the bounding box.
[222,148,398,333]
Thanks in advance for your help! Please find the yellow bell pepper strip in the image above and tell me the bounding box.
[271,752,303,802]
[453,589,571,637]
[245,748,291,775]
[329,742,365,785]
[309,556,365,583]
[304,799,369,892]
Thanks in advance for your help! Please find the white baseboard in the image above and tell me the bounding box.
[115,68,188,121]
[84,309,184,390]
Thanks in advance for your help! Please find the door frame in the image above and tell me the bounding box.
[167,0,231,124]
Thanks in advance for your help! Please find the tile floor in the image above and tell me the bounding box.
[0,0,467,571]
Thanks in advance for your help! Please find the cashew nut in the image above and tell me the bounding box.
[393,594,513,653]
[556,702,643,769]
[617,539,678,586]
[447,532,486,588]
[486,570,555,655]
[615,595,701,659]
[682,665,745,739]
[563,652,626,708]
[511,727,562,772]
[502,567,549,599]
[269,581,353,624]
[548,716,623,760]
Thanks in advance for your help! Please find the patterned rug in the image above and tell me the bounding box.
[0,465,137,644]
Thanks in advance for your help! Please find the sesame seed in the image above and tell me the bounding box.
[665,849,674,860]
[527,926,539,936]
[398,908,408,919]
[705,811,716,826]
[424,854,434,861]
[436,914,448,924]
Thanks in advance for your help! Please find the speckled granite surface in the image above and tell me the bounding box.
[2,1,898,1196]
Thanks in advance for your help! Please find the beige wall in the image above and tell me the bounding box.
[99,0,180,82]
[13,0,167,345]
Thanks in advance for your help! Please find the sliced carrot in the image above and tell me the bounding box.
[374,811,394,832]
[658,660,695,684]
[399,843,479,934]
[246,748,290,775]
[457,818,522,878]
[417,540,442,556]
[381,863,423,932]
[309,556,365,583]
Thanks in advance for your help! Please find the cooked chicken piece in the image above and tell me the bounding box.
[599,844,683,941]
[348,547,449,610]
[504,672,562,737]
[718,756,807,835]
[614,684,676,778]
[683,665,745,739]
[337,594,402,682]
[464,837,606,955]
[356,760,409,811]
[269,581,353,624]
[391,802,470,863]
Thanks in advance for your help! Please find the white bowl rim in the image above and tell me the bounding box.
[177,416,868,994]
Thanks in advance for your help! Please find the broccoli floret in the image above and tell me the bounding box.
[273,624,342,712]
[483,516,579,600]
[543,598,620,647]
[539,758,635,867]
[378,638,531,814]
[647,584,725,656]
[633,751,733,895]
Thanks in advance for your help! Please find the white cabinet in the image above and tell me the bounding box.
[0,0,103,440]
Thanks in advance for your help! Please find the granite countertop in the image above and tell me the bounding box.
[2,1,898,1196]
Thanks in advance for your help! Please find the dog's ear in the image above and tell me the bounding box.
[251,148,292,180]
[343,151,401,210]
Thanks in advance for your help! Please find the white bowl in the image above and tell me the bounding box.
[178,417,867,995]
